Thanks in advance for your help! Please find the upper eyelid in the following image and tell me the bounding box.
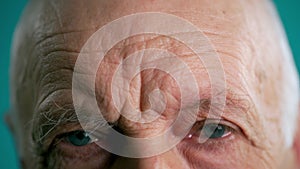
[35,123,83,155]
[59,130,99,145]
[201,119,241,132]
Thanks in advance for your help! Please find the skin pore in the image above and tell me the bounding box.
[8,0,300,169]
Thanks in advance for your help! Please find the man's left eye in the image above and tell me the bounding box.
[202,123,231,139]
[187,119,239,141]
[66,130,93,146]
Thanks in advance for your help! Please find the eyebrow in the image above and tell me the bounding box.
[32,85,260,151]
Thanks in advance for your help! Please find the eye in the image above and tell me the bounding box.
[202,123,231,139]
[187,119,240,141]
[66,130,93,146]
[48,130,113,168]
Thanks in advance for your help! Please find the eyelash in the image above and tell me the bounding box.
[185,119,241,143]
[49,131,98,156]
[176,119,242,156]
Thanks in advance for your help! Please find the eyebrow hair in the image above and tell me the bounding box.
[182,88,257,125]
[186,90,267,152]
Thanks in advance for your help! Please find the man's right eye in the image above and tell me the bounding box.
[66,130,93,146]
[47,130,112,168]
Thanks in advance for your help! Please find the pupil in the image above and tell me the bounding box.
[76,132,85,140]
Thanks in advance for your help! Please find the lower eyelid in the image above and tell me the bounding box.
[181,132,238,154]
[55,139,105,158]
[47,140,113,169]
[187,128,235,143]
[178,136,239,167]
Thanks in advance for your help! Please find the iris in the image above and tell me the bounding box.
[203,123,226,139]
[67,130,92,146]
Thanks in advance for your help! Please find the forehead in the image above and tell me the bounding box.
[31,0,267,79]
[29,0,276,114]
[31,0,275,98]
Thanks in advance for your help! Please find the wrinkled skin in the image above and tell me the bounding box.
[7,0,300,169]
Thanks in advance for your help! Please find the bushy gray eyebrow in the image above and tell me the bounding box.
[31,85,258,154]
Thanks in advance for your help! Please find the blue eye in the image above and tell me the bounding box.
[202,123,227,139]
[67,130,92,146]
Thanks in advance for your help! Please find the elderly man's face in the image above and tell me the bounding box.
[9,0,300,169]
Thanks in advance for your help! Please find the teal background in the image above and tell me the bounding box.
[0,1,299,169]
